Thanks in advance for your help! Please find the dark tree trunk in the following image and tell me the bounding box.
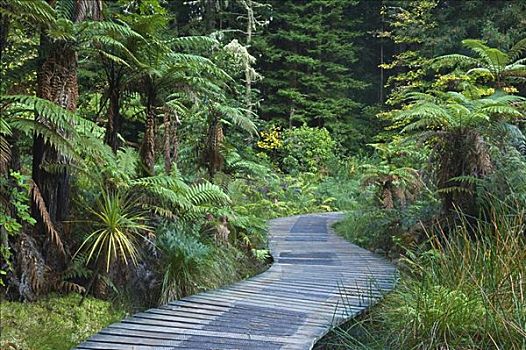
[26,0,102,298]
[171,115,179,165]
[204,0,218,33]
[32,40,78,235]
[8,131,20,172]
[31,0,102,233]
[206,112,224,178]
[141,106,156,175]
[163,109,181,173]
[105,86,121,152]
[163,110,171,173]
[0,12,9,60]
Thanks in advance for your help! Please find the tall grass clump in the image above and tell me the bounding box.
[321,204,526,350]
[386,206,526,349]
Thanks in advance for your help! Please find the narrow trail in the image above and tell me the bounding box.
[76,213,396,350]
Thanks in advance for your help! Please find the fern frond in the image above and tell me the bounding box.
[0,0,55,25]
[130,174,190,193]
[432,54,479,69]
[462,39,509,68]
[508,37,526,62]
[184,183,230,206]
[56,280,86,294]
[169,36,219,50]
[54,0,75,20]
[1,95,81,133]
[478,104,523,118]
[436,186,474,194]
[448,175,483,185]
[9,118,78,160]
[466,67,494,79]
[214,103,257,135]
[0,135,9,172]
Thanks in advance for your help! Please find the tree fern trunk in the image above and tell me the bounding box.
[28,0,101,297]
[206,113,224,178]
[105,86,121,153]
[163,109,171,173]
[141,107,156,175]
[32,39,77,235]
[163,109,180,173]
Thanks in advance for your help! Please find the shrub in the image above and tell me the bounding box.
[281,126,336,174]
[156,222,214,303]
[155,221,262,304]
[76,191,150,273]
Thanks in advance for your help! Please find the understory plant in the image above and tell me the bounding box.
[321,204,526,350]
[156,221,258,303]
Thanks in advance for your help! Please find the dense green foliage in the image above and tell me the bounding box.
[0,293,125,350]
[1,0,525,349]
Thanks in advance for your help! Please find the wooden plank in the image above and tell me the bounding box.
[75,213,395,350]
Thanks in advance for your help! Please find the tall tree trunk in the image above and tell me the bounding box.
[206,112,224,178]
[105,85,121,152]
[32,40,78,236]
[163,109,172,173]
[141,106,156,175]
[162,108,180,174]
[0,12,9,60]
[32,0,102,239]
[204,0,218,33]
[28,0,102,297]
[171,112,180,165]
[244,0,253,115]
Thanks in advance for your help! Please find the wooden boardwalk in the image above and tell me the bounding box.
[76,213,396,350]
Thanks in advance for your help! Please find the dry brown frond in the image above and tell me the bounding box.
[56,280,86,294]
[30,181,64,254]
[393,186,407,207]
[382,187,394,209]
[0,135,11,173]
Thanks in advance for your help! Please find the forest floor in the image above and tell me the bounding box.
[0,294,126,350]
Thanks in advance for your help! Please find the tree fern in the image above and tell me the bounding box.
[169,35,219,50]
[433,38,526,87]
[0,0,55,25]
[214,102,257,135]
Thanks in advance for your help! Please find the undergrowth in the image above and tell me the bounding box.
[0,293,126,350]
[317,207,526,349]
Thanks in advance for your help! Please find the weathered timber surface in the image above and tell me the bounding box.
[75,212,396,350]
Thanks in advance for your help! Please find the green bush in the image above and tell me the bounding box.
[156,222,215,303]
[155,221,263,304]
[281,126,336,174]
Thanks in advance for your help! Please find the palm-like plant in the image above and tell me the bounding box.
[126,28,230,174]
[205,101,257,177]
[396,90,525,215]
[76,191,150,273]
[432,38,526,88]
[0,94,100,254]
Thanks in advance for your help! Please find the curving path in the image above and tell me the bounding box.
[76,213,396,350]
